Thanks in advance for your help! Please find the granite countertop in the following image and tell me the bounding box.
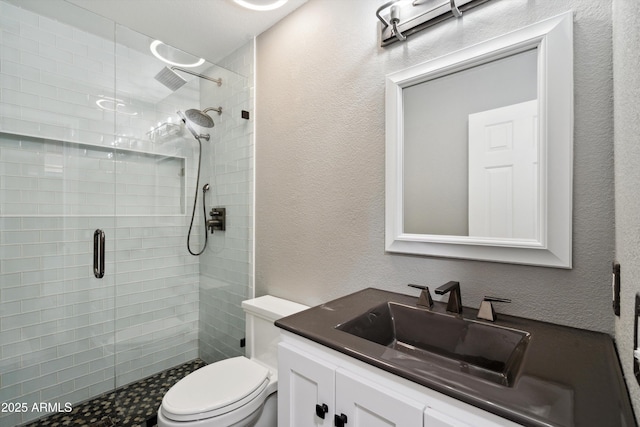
[275,288,636,427]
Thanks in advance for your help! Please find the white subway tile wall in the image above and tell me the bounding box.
[0,1,254,425]
[198,41,254,364]
[0,134,186,216]
[0,213,200,425]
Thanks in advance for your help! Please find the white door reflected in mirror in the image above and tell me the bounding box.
[468,100,539,240]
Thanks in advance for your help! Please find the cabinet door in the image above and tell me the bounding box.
[425,405,516,427]
[278,342,336,427]
[335,368,424,427]
[425,407,472,426]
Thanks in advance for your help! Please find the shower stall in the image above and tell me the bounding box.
[0,1,254,425]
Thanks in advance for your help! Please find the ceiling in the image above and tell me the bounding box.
[10,0,307,63]
[4,0,307,121]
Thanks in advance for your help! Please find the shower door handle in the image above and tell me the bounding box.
[93,229,105,279]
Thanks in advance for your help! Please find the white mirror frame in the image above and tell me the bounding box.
[385,11,573,268]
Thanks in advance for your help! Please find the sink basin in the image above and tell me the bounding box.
[335,302,529,386]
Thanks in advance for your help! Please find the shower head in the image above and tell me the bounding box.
[155,66,223,92]
[177,110,210,141]
[184,108,218,128]
[155,66,187,91]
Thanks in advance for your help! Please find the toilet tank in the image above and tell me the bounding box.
[242,296,308,372]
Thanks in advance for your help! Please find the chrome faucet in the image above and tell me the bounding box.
[477,296,511,322]
[435,281,462,314]
[407,284,433,309]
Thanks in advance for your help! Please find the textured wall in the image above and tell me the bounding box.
[256,0,615,332]
[613,0,640,418]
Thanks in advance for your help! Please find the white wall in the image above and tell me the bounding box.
[613,0,640,417]
[255,0,615,332]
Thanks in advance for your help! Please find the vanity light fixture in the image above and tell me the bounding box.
[150,40,205,68]
[376,0,492,46]
[233,0,288,11]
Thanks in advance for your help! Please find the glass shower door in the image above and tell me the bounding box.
[1,1,253,425]
[0,1,118,425]
[0,134,120,426]
[109,24,202,424]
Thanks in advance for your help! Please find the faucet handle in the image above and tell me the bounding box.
[434,281,462,314]
[477,296,511,322]
[408,284,434,309]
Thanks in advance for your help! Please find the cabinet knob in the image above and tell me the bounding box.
[334,413,348,426]
[315,403,328,419]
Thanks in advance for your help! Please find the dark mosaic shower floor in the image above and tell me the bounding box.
[24,359,206,427]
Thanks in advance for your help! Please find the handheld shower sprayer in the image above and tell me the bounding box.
[177,107,222,142]
[177,110,209,141]
[180,107,223,256]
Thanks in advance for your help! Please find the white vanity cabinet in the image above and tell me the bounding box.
[335,368,425,427]
[278,341,423,427]
[278,341,336,427]
[278,333,519,427]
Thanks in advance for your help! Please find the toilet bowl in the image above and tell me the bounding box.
[157,296,308,427]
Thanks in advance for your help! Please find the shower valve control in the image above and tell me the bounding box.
[207,207,226,233]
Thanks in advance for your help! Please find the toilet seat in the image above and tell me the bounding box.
[161,357,270,422]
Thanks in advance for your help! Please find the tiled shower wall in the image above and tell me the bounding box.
[198,41,254,364]
[0,2,215,424]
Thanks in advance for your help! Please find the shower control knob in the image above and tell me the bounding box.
[315,403,328,419]
[207,207,226,233]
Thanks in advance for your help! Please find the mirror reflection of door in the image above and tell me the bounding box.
[468,100,538,239]
[402,49,538,237]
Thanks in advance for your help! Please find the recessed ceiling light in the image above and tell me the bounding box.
[96,97,138,116]
[150,40,205,68]
[233,0,288,11]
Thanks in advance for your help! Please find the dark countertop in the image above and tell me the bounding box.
[275,288,636,427]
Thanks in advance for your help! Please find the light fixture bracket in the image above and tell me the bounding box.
[378,0,493,46]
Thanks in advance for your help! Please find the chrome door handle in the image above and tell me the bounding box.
[93,229,105,278]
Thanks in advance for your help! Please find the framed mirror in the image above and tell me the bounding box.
[385,12,573,268]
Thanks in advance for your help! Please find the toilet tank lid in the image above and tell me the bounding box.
[242,295,309,320]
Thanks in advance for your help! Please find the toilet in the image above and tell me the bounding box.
[157,295,308,427]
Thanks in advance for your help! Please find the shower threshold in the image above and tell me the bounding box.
[23,359,206,427]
